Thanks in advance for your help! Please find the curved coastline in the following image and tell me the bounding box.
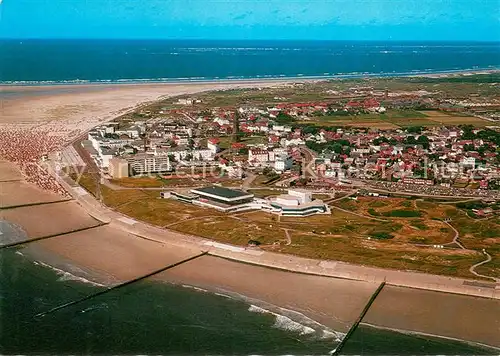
[1,76,500,351]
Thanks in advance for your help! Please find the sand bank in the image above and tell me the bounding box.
[0,80,297,127]
[363,285,500,348]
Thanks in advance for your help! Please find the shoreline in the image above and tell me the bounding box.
[1,67,499,88]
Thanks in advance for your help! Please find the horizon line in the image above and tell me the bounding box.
[2,37,500,42]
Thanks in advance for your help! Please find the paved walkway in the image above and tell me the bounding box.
[443,220,466,249]
[469,250,500,283]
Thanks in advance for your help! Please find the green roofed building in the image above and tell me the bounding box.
[190,186,255,211]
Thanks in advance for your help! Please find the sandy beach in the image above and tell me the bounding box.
[0,80,298,128]
[0,180,67,208]
[363,285,500,348]
[156,254,377,333]
[0,201,100,240]
[1,79,499,349]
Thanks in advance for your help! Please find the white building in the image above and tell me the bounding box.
[192,149,215,161]
[274,155,293,172]
[127,153,171,175]
[270,189,330,217]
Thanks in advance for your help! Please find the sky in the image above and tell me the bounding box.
[1,0,499,40]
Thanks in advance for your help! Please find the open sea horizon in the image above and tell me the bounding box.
[1,39,499,84]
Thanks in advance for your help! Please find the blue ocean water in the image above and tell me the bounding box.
[0,39,499,84]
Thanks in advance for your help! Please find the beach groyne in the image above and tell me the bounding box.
[0,224,106,250]
[34,251,208,318]
[332,282,386,355]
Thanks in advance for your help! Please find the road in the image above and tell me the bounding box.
[241,171,256,190]
[282,229,292,246]
[299,146,318,178]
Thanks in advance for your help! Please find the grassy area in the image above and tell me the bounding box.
[312,193,331,200]
[110,176,165,188]
[277,232,482,278]
[305,109,491,129]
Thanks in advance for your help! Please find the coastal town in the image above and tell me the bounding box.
[74,76,500,204]
[1,74,500,354]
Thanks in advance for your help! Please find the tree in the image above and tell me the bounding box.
[405,136,417,145]
[331,143,343,154]
[416,135,430,149]
[463,144,475,151]
[275,112,295,124]
[407,126,422,134]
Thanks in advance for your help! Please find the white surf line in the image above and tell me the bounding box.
[360,322,500,352]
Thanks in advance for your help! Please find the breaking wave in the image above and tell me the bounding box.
[248,304,345,341]
[34,260,105,287]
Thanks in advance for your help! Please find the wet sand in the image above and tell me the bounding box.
[0,80,297,128]
[363,285,500,348]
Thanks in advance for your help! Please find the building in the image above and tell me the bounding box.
[190,186,255,212]
[108,158,129,179]
[269,189,330,216]
[167,186,329,217]
[274,154,293,172]
[96,147,117,168]
[461,157,476,168]
[127,153,171,175]
[248,149,269,166]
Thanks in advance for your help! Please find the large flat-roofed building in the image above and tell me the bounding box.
[190,186,255,212]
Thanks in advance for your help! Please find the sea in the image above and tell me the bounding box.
[0,39,499,84]
[1,39,499,355]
